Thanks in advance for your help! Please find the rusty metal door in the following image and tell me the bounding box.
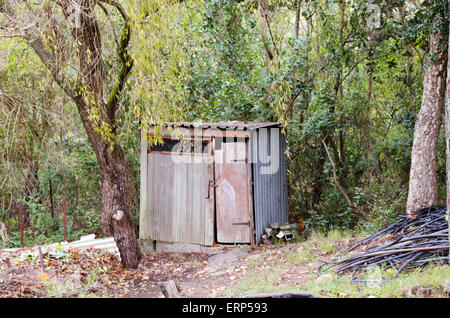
[214,139,252,243]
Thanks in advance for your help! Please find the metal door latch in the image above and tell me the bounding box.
[206,180,217,199]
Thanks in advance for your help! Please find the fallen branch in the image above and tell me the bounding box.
[159,280,181,298]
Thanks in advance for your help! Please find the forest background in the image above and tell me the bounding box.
[0,0,446,250]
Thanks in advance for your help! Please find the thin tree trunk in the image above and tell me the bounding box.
[334,0,346,170]
[294,0,302,40]
[49,177,54,218]
[367,71,373,102]
[407,28,448,215]
[258,0,274,71]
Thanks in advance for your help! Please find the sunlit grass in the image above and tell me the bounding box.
[43,267,105,298]
[224,229,449,298]
[225,266,297,297]
[300,265,450,298]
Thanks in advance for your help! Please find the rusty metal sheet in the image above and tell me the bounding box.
[214,141,252,243]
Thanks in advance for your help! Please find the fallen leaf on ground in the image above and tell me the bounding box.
[38,272,49,281]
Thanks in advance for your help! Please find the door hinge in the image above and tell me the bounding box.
[232,221,250,226]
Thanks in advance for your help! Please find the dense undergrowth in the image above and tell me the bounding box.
[1,1,449,250]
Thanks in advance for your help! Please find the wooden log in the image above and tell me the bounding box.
[159,280,180,298]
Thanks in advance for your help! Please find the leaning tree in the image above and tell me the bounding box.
[0,0,141,268]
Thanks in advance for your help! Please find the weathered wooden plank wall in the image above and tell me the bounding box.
[144,153,214,246]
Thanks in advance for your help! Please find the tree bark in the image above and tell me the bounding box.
[294,0,302,40]
[407,27,448,215]
[5,0,142,268]
[445,0,450,262]
[74,94,141,268]
[0,0,141,269]
[66,1,141,268]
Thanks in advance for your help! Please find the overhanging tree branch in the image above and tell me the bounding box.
[99,0,128,22]
[0,2,76,98]
[27,35,77,99]
[99,0,133,128]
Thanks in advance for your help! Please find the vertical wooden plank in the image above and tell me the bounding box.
[188,161,196,243]
[156,155,165,241]
[177,159,189,243]
[204,158,215,245]
[147,153,156,240]
[168,156,177,242]
[180,159,189,242]
[139,129,148,239]
[164,156,175,242]
[151,153,172,241]
[186,159,208,245]
[194,161,204,244]
[175,156,189,243]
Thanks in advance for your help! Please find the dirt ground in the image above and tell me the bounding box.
[0,242,321,298]
[1,234,449,298]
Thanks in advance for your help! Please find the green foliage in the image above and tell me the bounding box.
[1,0,448,243]
[0,196,78,248]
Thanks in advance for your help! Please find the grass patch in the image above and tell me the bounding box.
[301,265,450,298]
[223,229,449,298]
[43,267,104,298]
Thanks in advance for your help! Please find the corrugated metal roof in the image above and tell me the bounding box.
[159,121,283,130]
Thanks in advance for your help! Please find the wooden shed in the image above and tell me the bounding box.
[139,121,288,250]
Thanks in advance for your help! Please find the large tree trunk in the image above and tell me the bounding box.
[407,29,448,215]
[74,94,141,268]
[445,0,450,262]
[67,1,141,268]
[2,0,143,268]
